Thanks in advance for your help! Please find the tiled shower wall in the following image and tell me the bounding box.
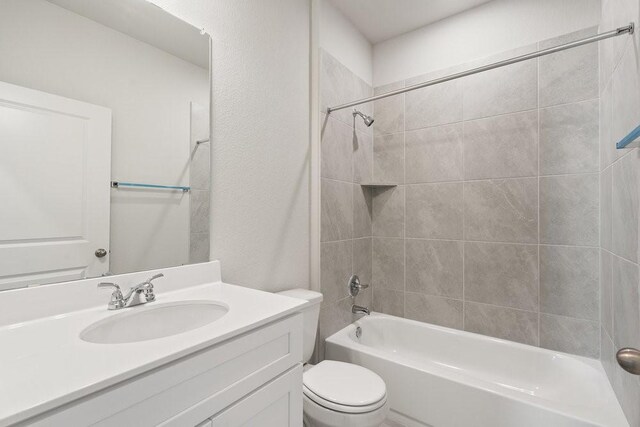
[370,28,601,357]
[599,0,640,424]
[317,50,374,360]
[320,27,605,360]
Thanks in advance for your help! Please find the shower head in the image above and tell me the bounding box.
[353,109,374,127]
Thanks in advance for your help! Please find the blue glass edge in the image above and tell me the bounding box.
[111,181,190,192]
[617,124,640,149]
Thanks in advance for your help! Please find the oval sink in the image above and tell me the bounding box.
[80,300,229,344]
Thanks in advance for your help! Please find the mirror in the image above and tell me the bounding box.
[0,0,211,291]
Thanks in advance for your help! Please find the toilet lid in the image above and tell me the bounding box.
[303,361,386,407]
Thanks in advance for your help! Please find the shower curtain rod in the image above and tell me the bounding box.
[327,23,635,113]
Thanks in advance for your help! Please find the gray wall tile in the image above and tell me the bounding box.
[613,358,640,427]
[601,327,616,389]
[539,100,599,175]
[189,232,209,263]
[320,50,358,127]
[539,28,598,108]
[353,185,372,238]
[406,183,463,239]
[464,178,538,243]
[405,293,463,329]
[600,83,616,170]
[374,133,404,183]
[317,297,356,360]
[320,50,373,134]
[405,123,463,183]
[321,114,353,181]
[463,46,537,120]
[190,190,210,234]
[539,174,599,246]
[354,237,372,286]
[405,74,463,129]
[373,288,404,317]
[612,43,640,148]
[539,314,599,358]
[613,255,640,349]
[190,144,210,191]
[406,239,463,299]
[353,129,373,184]
[464,111,538,180]
[374,82,404,136]
[465,242,538,311]
[540,245,599,320]
[321,178,353,242]
[372,186,404,238]
[601,166,613,251]
[321,240,352,304]
[612,151,639,262]
[464,302,538,346]
[373,238,404,291]
[601,249,613,338]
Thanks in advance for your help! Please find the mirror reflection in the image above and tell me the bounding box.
[0,0,211,291]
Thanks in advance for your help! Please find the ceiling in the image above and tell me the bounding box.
[328,0,494,44]
[47,0,209,69]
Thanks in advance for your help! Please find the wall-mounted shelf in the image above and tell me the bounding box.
[111,181,190,192]
[617,124,640,149]
[360,183,398,189]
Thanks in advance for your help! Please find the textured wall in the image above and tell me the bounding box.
[150,0,311,291]
[599,0,640,424]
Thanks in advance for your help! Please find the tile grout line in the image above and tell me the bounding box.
[537,49,542,348]
[462,85,466,331]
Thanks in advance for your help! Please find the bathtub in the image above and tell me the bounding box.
[325,313,628,427]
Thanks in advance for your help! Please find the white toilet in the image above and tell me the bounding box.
[277,289,389,427]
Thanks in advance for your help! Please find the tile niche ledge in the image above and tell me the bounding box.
[360,183,398,188]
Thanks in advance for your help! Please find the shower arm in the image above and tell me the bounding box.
[327,23,635,113]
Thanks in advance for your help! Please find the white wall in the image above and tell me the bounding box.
[149,0,312,292]
[373,0,601,86]
[0,0,209,275]
[320,0,373,84]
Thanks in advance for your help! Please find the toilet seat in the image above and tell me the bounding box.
[303,361,387,414]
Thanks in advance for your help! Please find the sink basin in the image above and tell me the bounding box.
[80,300,229,344]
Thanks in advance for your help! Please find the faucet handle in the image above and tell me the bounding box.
[98,282,124,310]
[348,275,369,297]
[98,282,120,292]
[148,273,164,282]
[142,273,163,302]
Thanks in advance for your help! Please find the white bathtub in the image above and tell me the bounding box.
[325,314,628,427]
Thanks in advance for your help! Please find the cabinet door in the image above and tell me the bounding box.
[211,365,302,427]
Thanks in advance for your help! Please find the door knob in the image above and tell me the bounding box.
[617,348,640,375]
[95,248,108,258]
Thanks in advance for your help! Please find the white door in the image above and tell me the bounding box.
[0,80,111,291]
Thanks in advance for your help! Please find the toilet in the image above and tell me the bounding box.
[277,289,389,427]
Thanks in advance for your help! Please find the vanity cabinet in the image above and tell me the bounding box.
[21,314,303,427]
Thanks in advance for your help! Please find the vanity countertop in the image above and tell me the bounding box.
[0,264,306,426]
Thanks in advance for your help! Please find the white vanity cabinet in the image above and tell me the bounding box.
[21,314,303,427]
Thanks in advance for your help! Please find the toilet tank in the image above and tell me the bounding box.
[276,288,322,363]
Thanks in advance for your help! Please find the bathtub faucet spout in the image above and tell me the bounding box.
[352,304,370,315]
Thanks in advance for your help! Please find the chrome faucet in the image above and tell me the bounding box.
[352,304,370,316]
[98,273,164,310]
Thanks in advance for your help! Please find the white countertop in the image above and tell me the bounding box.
[0,263,306,426]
